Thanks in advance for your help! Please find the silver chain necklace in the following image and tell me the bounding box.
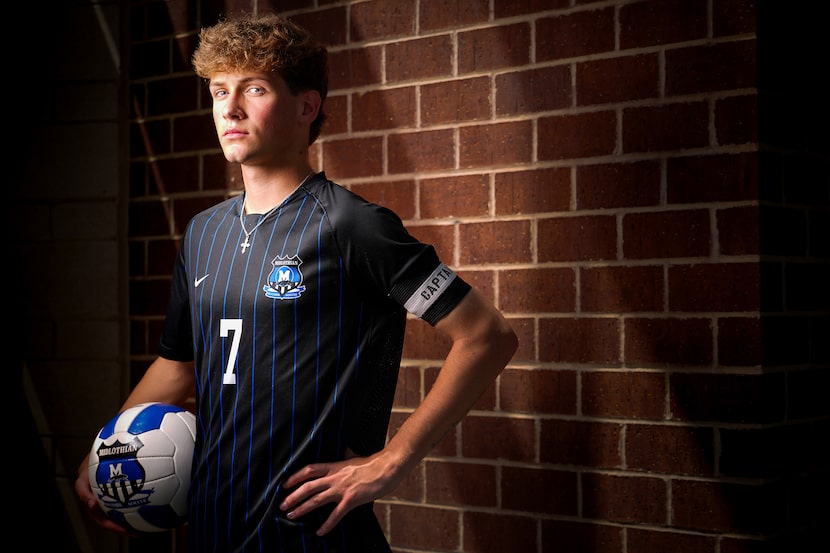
[239,171,315,253]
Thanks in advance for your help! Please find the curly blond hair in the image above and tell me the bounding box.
[192,13,328,144]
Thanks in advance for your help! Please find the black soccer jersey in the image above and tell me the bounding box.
[158,172,470,552]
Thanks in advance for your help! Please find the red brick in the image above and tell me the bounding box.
[672,479,787,534]
[148,319,165,356]
[327,46,383,91]
[406,224,454,264]
[623,102,709,153]
[669,263,760,312]
[128,199,172,237]
[392,364,422,409]
[507,317,536,362]
[496,0,570,18]
[577,54,659,105]
[425,461,496,506]
[173,114,219,152]
[499,368,577,414]
[148,156,198,195]
[348,179,416,220]
[459,220,532,264]
[388,503,459,550]
[496,65,572,115]
[320,94,347,136]
[627,425,715,475]
[146,75,200,116]
[388,129,455,173]
[713,0,757,37]
[129,278,172,316]
[460,120,534,168]
[541,520,624,553]
[463,512,538,553]
[420,174,490,219]
[623,209,710,259]
[502,466,578,514]
[129,319,149,356]
[666,41,757,96]
[130,118,170,157]
[790,370,830,420]
[202,154,242,191]
[582,473,667,524]
[421,77,491,126]
[580,265,664,312]
[718,426,791,479]
[458,23,531,73]
[146,238,179,276]
[628,528,717,553]
[582,371,666,420]
[537,8,615,61]
[668,373,786,424]
[495,167,571,215]
[352,87,416,131]
[539,111,617,160]
[349,0,415,41]
[323,136,384,179]
[538,215,617,262]
[290,7,348,49]
[667,152,759,203]
[130,39,174,79]
[620,0,707,48]
[540,419,621,468]
[625,317,713,366]
[420,0,490,32]
[498,267,575,313]
[539,317,620,364]
[716,95,759,145]
[577,161,661,209]
[717,316,762,366]
[461,416,535,462]
[386,34,453,82]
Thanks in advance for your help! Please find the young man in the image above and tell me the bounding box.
[76,12,517,552]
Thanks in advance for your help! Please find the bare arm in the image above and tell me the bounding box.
[280,288,518,535]
[74,356,195,534]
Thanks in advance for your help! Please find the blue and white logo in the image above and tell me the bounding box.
[264,255,306,300]
[95,436,151,508]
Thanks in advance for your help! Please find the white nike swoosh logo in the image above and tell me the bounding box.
[194,274,210,288]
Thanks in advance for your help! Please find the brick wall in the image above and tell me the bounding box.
[124,1,828,553]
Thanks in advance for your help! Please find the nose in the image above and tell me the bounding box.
[222,92,244,119]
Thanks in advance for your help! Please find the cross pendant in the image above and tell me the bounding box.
[240,236,251,253]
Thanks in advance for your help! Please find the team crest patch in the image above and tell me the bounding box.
[264,255,306,300]
[94,436,150,508]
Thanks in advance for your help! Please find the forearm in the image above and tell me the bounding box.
[383,290,518,475]
[120,356,195,412]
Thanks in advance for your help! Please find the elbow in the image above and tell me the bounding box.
[492,319,519,368]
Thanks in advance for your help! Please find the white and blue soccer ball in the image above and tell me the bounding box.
[87,402,196,533]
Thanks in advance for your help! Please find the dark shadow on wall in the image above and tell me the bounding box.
[17,360,83,553]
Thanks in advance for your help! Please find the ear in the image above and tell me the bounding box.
[297,89,322,125]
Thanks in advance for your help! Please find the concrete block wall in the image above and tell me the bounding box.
[18,1,827,552]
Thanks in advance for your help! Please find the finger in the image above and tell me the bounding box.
[282,463,329,488]
[282,479,332,516]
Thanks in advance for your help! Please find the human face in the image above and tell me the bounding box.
[209,71,306,167]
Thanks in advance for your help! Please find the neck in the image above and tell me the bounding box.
[241,166,315,214]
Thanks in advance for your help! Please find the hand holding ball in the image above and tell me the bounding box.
[87,403,196,533]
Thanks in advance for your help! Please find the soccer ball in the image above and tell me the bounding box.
[87,402,197,533]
